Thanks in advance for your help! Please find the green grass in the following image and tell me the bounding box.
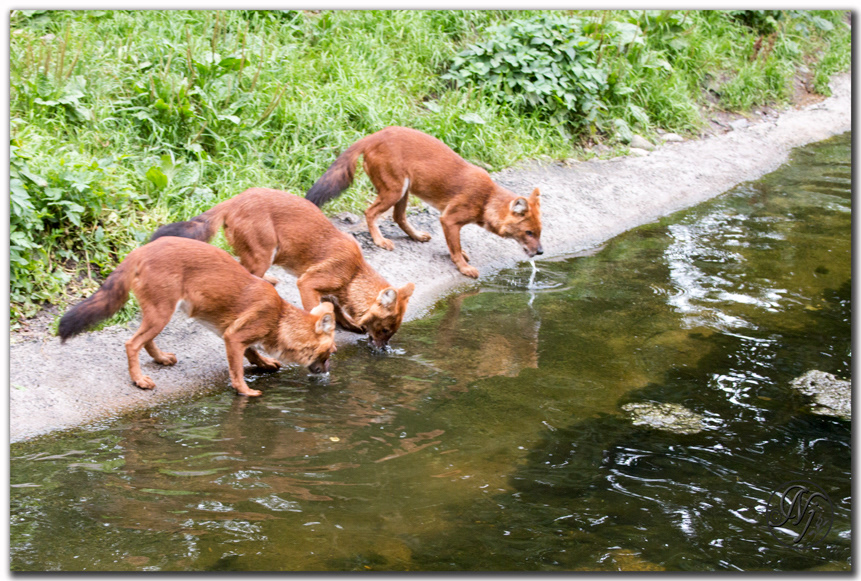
[9,9,850,324]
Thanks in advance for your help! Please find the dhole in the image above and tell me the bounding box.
[305,126,543,278]
[58,237,337,397]
[149,188,414,348]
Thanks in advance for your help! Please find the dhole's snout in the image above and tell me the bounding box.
[523,240,544,258]
[370,335,390,350]
[308,358,330,374]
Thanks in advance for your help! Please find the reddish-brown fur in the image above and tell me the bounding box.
[58,237,337,397]
[150,188,414,348]
[305,126,543,278]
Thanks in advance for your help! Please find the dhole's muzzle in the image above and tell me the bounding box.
[369,333,391,349]
[523,239,544,257]
[308,357,330,374]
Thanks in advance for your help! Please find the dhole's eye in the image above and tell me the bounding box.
[526,231,534,237]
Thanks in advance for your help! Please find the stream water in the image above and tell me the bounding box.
[10,132,851,571]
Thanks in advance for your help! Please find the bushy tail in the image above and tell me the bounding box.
[58,255,137,342]
[305,139,368,207]
[149,206,223,244]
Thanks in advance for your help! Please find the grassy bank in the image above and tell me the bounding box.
[9,10,850,324]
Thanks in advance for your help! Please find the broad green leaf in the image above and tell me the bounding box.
[19,169,48,187]
[145,166,169,189]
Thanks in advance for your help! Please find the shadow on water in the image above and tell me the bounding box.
[10,133,851,571]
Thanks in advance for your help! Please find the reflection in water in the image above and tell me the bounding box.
[10,133,851,571]
[431,288,540,381]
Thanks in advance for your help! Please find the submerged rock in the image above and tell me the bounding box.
[790,370,851,420]
[621,402,706,434]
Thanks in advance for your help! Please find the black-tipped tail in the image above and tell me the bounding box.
[305,141,364,207]
[149,211,217,244]
[58,260,134,342]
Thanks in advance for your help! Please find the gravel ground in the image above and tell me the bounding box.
[9,73,851,443]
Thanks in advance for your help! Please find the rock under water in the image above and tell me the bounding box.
[790,370,851,420]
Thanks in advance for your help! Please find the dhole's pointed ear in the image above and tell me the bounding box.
[400,282,415,301]
[378,287,398,309]
[316,312,335,335]
[511,197,529,216]
[311,301,336,334]
[530,187,541,206]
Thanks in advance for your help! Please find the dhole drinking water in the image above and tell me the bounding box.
[149,188,414,348]
[58,237,337,396]
[305,126,543,278]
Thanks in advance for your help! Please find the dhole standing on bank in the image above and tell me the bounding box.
[306,126,544,279]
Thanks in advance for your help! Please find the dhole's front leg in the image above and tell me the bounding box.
[223,337,262,397]
[125,311,174,390]
[297,277,323,313]
[297,268,363,331]
[321,295,365,333]
[440,213,479,278]
[244,347,281,371]
[233,237,279,285]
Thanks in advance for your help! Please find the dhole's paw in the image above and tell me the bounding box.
[236,387,262,397]
[263,274,279,285]
[414,231,432,243]
[255,356,281,371]
[135,376,156,390]
[155,352,177,366]
[376,238,395,251]
[459,264,480,278]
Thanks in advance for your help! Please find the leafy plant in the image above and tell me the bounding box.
[9,134,148,319]
[443,14,611,133]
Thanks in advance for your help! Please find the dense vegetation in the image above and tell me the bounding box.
[9,10,850,324]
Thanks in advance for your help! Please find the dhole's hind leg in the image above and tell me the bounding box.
[125,311,173,390]
[143,340,177,366]
[364,196,398,251]
[364,166,408,251]
[245,347,281,371]
[230,230,279,285]
[393,192,431,243]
